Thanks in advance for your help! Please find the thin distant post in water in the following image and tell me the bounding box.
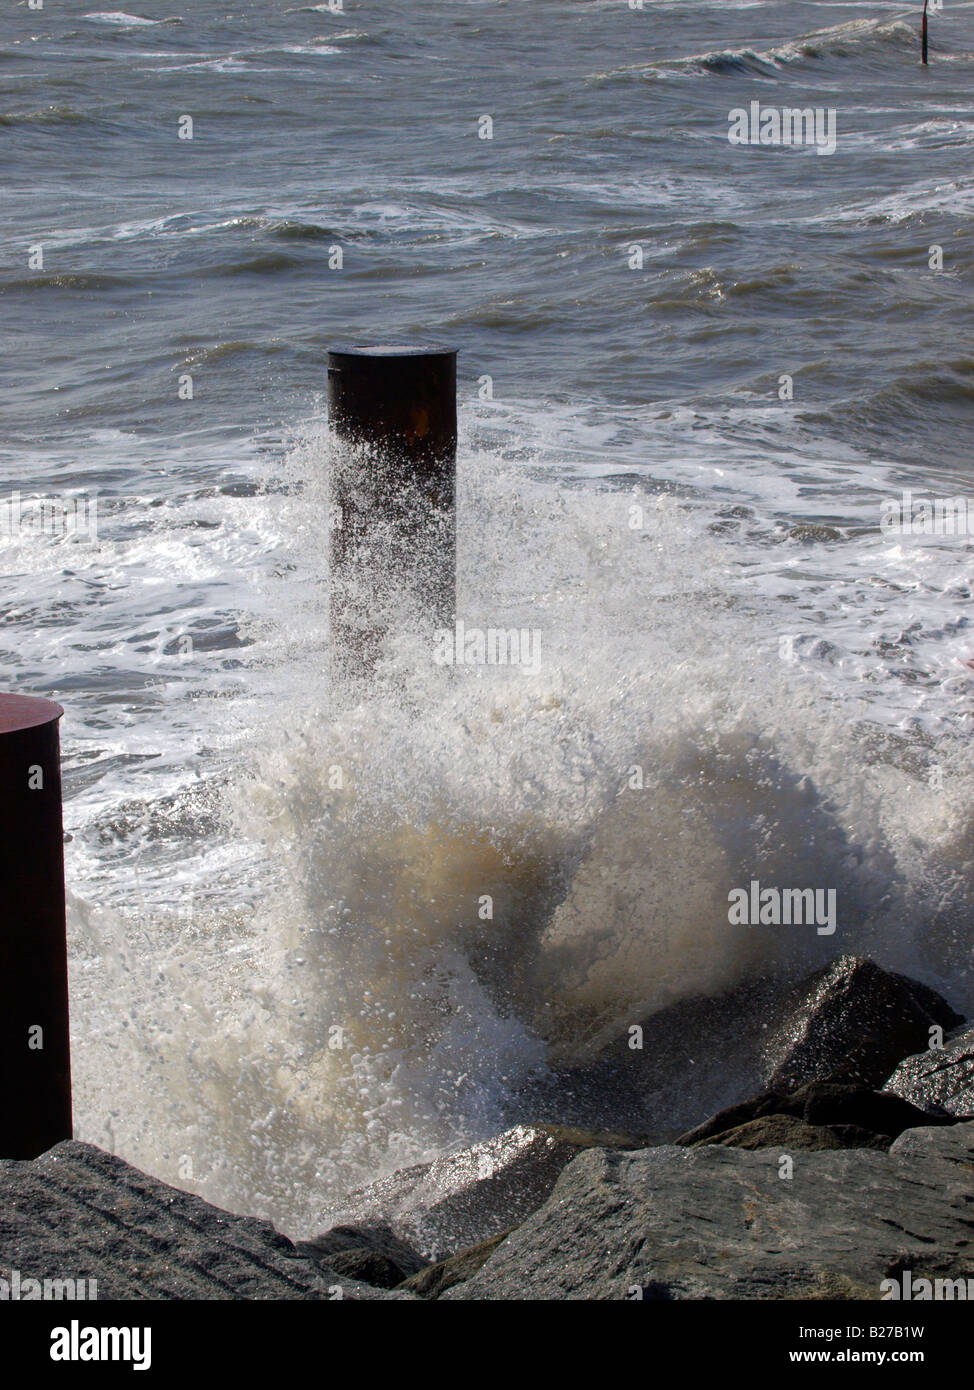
[327,345,457,678]
[0,694,72,1159]
[922,0,929,65]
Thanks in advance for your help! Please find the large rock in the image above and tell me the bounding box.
[690,1114,889,1152]
[516,957,962,1139]
[883,1024,974,1116]
[444,1121,974,1301]
[764,955,963,1091]
[888,1116,974,1163]
[312,1124,638,1264]
[0,1142,413,1300]
[676,1080,955,1151]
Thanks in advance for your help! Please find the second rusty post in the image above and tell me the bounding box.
[327,345,457,676]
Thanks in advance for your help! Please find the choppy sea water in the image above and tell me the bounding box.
[2,0,974,1232]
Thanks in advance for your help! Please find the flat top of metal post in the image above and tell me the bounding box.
[0,693,64,734]
[328,344,456,361]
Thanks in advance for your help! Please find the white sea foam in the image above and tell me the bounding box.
[59,410,974,1234]
[83,11,178,25]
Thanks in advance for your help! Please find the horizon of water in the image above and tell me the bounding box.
[2,0,974,1234]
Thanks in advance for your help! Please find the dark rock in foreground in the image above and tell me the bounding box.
[0,1143,413,1300]
[443,1122,974,1300]
[883,1024,974,1116]
[312,1124,639,1264]
[689,1113,890,1152]
[297,1223,425,1289]
[676,1080,959,1151]
[397,1229,514,1299]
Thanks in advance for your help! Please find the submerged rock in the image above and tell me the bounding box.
[311,1124,639,1265]
[787,523,843,542]
[518,974,787,1137]
[883,1024,974,1116]
[519,956,962,1140]
[444,1122,974,1300]
[0,1142,414,1300]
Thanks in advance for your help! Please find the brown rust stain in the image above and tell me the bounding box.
[407,407,430,441]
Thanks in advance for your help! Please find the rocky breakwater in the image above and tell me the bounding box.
[0,1144,416,1300]
[442,1121,974,1301]
[2,955,972,1301]
[308,956,974,1298]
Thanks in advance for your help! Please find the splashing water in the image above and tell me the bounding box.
[65,416,974,1235]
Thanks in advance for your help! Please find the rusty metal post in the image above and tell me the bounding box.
[0,694,72,1159]
[327,345,457,676]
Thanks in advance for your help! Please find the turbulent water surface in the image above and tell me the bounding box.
[2,0,973,1232]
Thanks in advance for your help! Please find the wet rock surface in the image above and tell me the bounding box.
[443,1122,974,1301]
[296,1222,425,1289]
[676,1080,960,1151]
[684,1113,890,1152]
[0,1143,414,1300]
[397,1229,515,1299]
[764,956,963,1092]
[312,1124,639,1265]
[517,956,963,1139]
[4,957,969,1301]
[883,1024,974,1116]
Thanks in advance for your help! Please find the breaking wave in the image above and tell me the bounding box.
[595,19,924,83]
[66,420,974,1234]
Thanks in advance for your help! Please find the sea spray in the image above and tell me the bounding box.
[65,418,974,1235]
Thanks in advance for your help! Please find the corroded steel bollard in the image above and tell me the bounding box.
[327,345,457,676]
[0,694,72,1159]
